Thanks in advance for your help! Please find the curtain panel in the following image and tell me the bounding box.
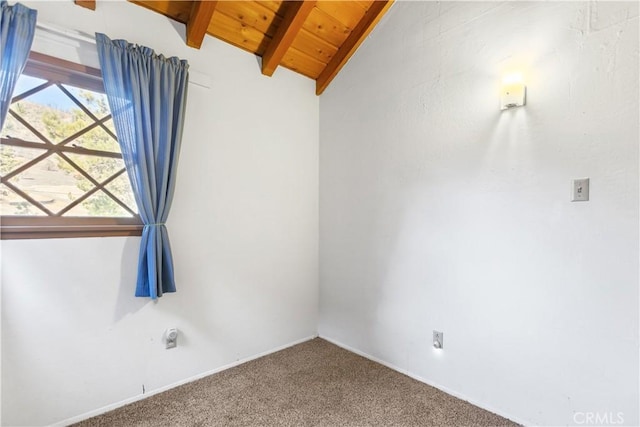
[96,32,189,299]
[0,0,37,128]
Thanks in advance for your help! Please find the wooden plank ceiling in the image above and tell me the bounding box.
[128,0,393,94]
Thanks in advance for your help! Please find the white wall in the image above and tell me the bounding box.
[319,2,639,426]
[1,1,319,426]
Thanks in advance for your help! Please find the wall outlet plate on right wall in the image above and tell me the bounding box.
[572,178,589,202]
[433,331,443,349]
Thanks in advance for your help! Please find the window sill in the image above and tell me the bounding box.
[0,217,143,240]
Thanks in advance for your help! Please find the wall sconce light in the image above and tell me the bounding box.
[500,73,526,110]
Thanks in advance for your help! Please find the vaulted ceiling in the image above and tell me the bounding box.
[124,0,394,95]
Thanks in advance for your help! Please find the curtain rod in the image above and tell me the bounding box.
[36,22,96,45]
[34,22,211,89]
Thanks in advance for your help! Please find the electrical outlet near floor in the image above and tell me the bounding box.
[433,331,443,349]
[165,328,178,349]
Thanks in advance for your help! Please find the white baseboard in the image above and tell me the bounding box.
[55,334,529,426]
[53,334,318,427]
[319,335,530,427]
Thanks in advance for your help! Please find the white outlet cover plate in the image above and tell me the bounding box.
[433,331,443,349]
[572,178,590,202]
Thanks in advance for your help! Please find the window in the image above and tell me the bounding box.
[0,52,142,239]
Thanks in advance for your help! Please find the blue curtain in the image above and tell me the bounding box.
[96,32,189,299]
[0,0,37,128]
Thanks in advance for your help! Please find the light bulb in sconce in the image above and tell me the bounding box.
[500,73,526,110]
[433,340,442,349]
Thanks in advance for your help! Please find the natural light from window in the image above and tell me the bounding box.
[0,73,138,218]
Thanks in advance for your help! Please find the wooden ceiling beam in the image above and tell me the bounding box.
[315,0,393,95]
[74,0,96,11]
[186,0,218,49]
[261,0,316,77]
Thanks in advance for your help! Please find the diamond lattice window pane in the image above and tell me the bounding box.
[63,190,132,217]
[0,145,48,176]
[104,118,117,137]
[8,154,95,215]
[65,153,125,183]
[62,85,110,120]
[72,125,120,153]
[0,183,46,216]
[12,85,93,144]
[12,74,47,98]
[0,58,142,226]
[1,111,46,143]
[104,173,138,214]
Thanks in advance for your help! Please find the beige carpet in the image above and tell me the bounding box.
[74,338,517,427]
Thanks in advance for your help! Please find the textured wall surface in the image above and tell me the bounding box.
[1,1,319,425]
[319,2,639,425]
